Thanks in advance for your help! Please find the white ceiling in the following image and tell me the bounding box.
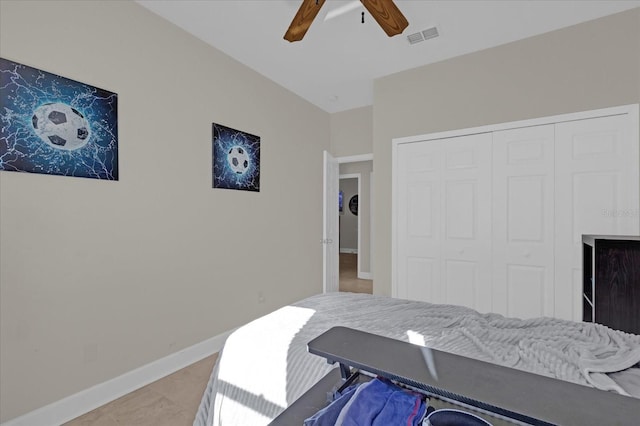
[136,0,640,113]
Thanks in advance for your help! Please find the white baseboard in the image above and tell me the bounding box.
[340,248,358,254]
[1,328,234,426]
[358,272,373,280]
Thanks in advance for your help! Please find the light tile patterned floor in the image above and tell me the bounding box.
[339,253,373,294]
[64,354,217,426]
[66,254,370,424]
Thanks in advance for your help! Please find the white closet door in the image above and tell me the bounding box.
[555,115,640,321]
[441,133,493,312]
[396,140,442,302]
[493,125,555,318]
[396,132,492,311]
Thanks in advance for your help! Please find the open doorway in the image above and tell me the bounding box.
[323,153,374,294]
[339,163,372,294]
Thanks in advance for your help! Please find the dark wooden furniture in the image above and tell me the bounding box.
[270,327,640,426]
[582,235,640,335]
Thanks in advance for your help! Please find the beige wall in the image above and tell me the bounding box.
[372,9,640,296]
[330,106,373,157]
[339,161,373,274]
[0,0,329,421]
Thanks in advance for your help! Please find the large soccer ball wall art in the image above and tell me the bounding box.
[0,57,118,180]
[212,123,260,192]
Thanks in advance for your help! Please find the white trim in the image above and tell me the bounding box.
[393,104,639,146]
[340,248,358,254]
[358,272,373,280]
[322,150,336,293]
[357,174,363,278]
[339,173,360,179]
[632,105,640,232]
[1,329,233,426]
[323,151,329,293]
[391,104,640,301]
[337,153,373,164]
[370,171,375,281]
[391,139,399,298]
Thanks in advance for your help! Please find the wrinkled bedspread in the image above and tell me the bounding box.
[194,292,640,426]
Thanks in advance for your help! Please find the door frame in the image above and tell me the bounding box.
[323,151,339,293]
[323,153,374,293]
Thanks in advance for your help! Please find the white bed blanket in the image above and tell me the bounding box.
[194,292,640,426]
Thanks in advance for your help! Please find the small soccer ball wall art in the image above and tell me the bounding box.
[0,57,118,180]
[212,123,260,192]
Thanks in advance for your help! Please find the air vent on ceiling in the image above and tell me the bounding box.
[407,26,439,45]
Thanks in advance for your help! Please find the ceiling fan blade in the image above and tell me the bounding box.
[284,0,327,42]
[360,0,408,37]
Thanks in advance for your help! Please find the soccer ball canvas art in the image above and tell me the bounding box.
[212,123,260,192]
[0,57,118,180]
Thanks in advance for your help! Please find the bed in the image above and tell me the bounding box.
[194,292,640,426]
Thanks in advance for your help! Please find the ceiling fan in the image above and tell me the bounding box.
[284,0,409,42]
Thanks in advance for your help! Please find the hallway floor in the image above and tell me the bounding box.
[339,253,373,294]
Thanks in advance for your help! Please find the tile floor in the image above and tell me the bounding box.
[65,254,371,425]
[339,253,373,294]
[64,354,217,426]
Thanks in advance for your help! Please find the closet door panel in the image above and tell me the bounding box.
[445,260,477,309]
[406,257,437,302]
[441,133,493,312]
[507,265,546,318]
[397,141,442,302]
[493,125,555,318]
[555,115,640,321]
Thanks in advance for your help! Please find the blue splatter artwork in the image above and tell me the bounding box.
[212,123,260,192]
[0,57,118,180]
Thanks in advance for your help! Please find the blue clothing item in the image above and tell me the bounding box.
[303,384,361,426]
[336,379,391,426]
[337,378,426,426]
[372,389,426,426]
